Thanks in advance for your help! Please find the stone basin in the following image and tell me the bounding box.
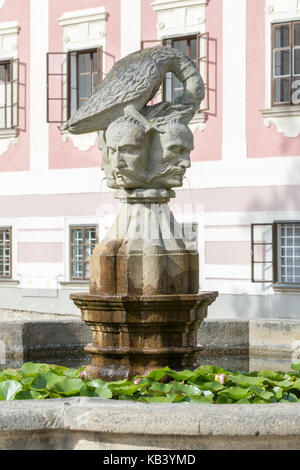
[0,398,300,450]
[1,311,300,450]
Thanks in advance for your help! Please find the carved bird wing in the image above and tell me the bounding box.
[66,49,161,131]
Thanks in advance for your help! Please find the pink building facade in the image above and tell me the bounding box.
[0,0,300,318]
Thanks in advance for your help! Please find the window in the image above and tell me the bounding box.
[251,222,300,286]
[0,60,19,130]
[70,226,97,281]
[68,49,102,118]
[141,34,209,111]
[164,36,198,104]
[0,228,12,279]
[272,21,300,105]
[46,48,102,123]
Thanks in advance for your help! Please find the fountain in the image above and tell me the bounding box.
[66,45,218,380]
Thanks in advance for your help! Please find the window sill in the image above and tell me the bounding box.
[0,128,19,139]
[261,106,300,119]
[260,106,300,138]
[59,281,89,290]
[274,283,300,294]
[0,279,20,287]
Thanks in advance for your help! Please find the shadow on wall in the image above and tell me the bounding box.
[206,36,217,118]
[18,62,27,133]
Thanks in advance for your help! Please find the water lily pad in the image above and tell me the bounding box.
[15,390,48,400]
[0,380,22,400]
[218,386,251,401]
[52,377,84,396]
[31,372,62,391]
[80,384,112,399]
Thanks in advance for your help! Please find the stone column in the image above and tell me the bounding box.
[71,189,217,380]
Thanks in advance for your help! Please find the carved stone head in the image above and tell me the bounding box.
[101,116,150,189]
[101,112,193,190]
[149,119,194,189]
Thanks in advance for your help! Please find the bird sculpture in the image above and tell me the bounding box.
[62,46,204,135]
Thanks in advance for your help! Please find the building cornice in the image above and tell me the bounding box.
[0,21,20,36]
[58,6,108,28]
[152,0,207,12]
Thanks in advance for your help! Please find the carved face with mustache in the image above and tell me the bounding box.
[149,119,194,188]
[103,117,149,189]
[101,116,193,190]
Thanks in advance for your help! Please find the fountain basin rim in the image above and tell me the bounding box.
[70,291,218,304]
[1,398,300,450]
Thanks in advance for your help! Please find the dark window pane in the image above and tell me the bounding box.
[294,48,300,75]
[0,63,10,82]
[78,53,90,74]
[6,64,11,82]
[274,50,290,76]
[92,52,97,72]
[294,23,300,46]
[78,75,91,99]
[275,24,290,48]
[0,65,5,81]
[274,77,290,102]
[92,73,98,92]
[190,39,197,61]
[69,54,77,117]
[173,39,188,56]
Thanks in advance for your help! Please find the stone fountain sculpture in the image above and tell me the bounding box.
[66,46,218,380]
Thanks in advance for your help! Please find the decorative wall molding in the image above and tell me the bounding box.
[152,0,207,11]
[151,0,207,39]
[261,107,300,137]
[0,21,19,59]
[58,7,108,28]
[264,0,300,137]
[62,132,98,152]
[58,7,107,152]
[0,134,17,157]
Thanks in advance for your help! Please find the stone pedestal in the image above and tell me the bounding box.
[70,292,217,380]
[71,189,218,380]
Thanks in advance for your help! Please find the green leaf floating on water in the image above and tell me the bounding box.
[52,377,84,396]
[218,386,251,401]
[0,380,22,400]
[15,390,49,400]
[31,372,62,391]
[1,362,300,403]
[146,367,172,382]
[80,384,112,399]
[249,386,274,401]
[228,374,265,388]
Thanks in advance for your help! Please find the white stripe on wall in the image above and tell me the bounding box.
[30,0,49,171]
[16,263,64,277]
[121,0,141,57]
[222,0,247,161]
[205,264,251,279]
[2,155,300,196]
